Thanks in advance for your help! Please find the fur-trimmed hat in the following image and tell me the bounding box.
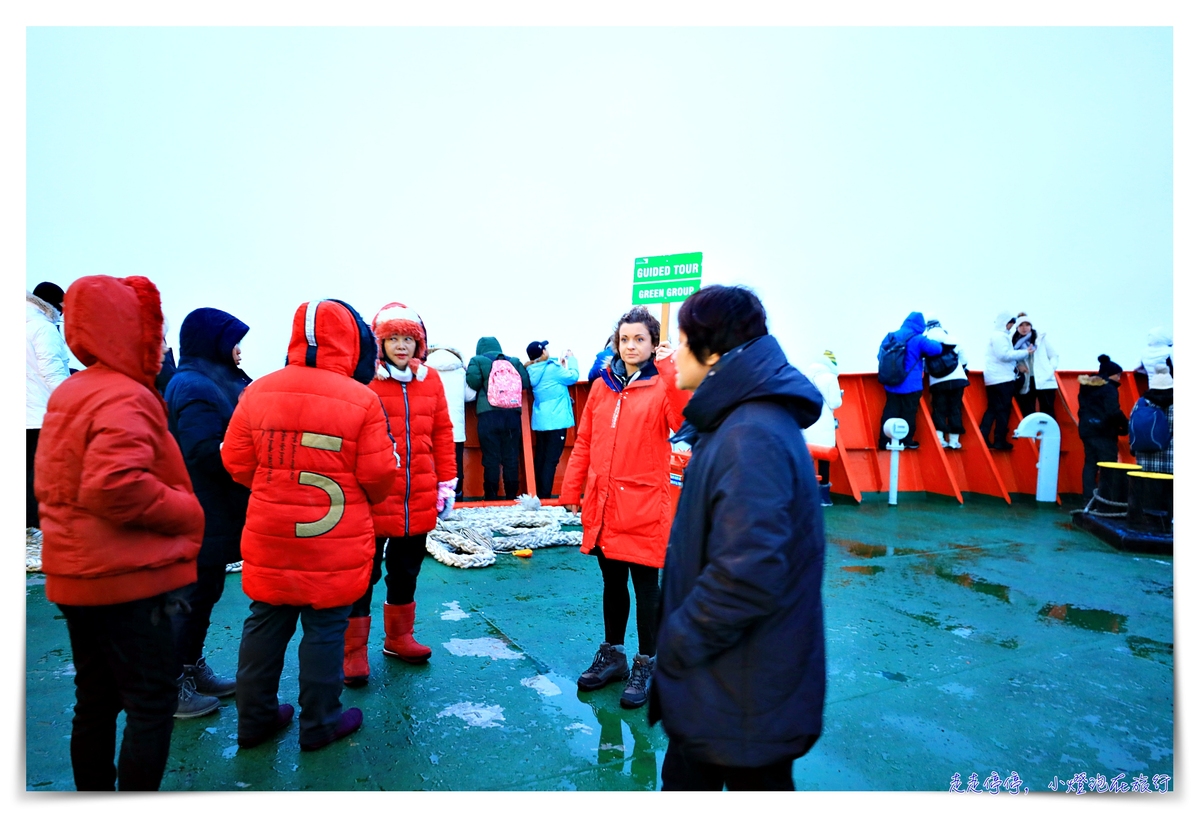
[1149,363,1173,390]
[371,302,427,361]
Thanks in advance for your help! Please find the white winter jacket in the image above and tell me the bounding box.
[26,293,71,428]
[801,359,841,449]
[426,347,477,443]
[983,311,1031,386]
[1139,328,1173,374]
[1018,314,1060,391]
[922,323,969,386]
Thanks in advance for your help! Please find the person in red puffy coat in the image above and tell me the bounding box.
[221,299,397,751]
[343,302,457,685]
[35,275,205,791]
[559,305,690,709]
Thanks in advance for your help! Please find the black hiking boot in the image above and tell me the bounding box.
[186,656,236,698]
[619,654,654,709]
[577,642,629,691]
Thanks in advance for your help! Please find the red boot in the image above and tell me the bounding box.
[343,616,371,687]
[382,602,432,663]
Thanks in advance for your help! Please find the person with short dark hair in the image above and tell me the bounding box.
[525,340,579,499]
[27,281,72,529]
[651,284,826,791]
[36,275,205,790]
[559,305,689,708]
[1077,355,1129,499]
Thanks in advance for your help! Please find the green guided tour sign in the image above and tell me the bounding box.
[632,252,703,305]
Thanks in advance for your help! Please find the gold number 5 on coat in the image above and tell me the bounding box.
[295,433,345,537]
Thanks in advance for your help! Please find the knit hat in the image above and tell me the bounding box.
[527,340,549,361]
[1149,364,1173,390]
[1096,354,1122,380]
[371,302,427,362]
[33,281,65,312]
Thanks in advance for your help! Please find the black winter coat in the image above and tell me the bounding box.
[650,334,827,767]
[164,309,252,567]
[1077,378,1128,440]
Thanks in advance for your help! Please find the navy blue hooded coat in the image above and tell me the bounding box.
[650,334,827,768]
[882,311,943,395]
[164,308,252,567]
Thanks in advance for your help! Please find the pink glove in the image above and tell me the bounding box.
[436,479,458,516]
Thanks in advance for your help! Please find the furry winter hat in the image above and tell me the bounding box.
[1149,364,1173,390]
[33,281,65,312]
[1096,354,1122,380]
[371,302,427,362]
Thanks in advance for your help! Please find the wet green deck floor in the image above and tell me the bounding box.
[25,498,1174,791]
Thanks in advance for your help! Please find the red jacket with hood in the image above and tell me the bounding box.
[221,300,398,609]
[35,275,204,606]
[559,355,689,569]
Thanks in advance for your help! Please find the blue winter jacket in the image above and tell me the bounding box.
[650,334,827,767]
[164,308,252,567]
[588,347,615,382]
[527,355,579,431]
[884,311,944,395]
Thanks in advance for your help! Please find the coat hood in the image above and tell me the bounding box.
[898,311,926,336]
[426,346,466,371]
[684,335,823,434]
[26,292,60,324]
[63,275,164,395]
[994,311,1016,332]
[179,308,249,365]
[285,299,377,385]
[1146,327,1172,347]
[475,336,502,357]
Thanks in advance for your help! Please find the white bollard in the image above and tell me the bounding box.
[882,418,909,506]
[1012,412,1061,502]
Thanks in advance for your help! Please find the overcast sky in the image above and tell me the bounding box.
[27,26,1173,378]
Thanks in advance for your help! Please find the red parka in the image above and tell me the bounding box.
[35,275,204,606]
[221,300,398,609]
[369,363,457,537]
[559,356,690,568]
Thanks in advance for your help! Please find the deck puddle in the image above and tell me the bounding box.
[934,567,1011,603]
[1126,636,1173,663]
[831,538,930,559]
[842,565,885,575]
[1038,604,1127,633]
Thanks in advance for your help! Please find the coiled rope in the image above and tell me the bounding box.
[426,497,583,568]
[1071,489,1129,519]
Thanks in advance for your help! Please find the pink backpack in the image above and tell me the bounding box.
[487,358,523,409]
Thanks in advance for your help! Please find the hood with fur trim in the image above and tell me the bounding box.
[63,276,164,398]
[26,291,61,324]
[426,346,466,372]
[372,302,427,362]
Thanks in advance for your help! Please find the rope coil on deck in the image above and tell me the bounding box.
[425,498,583,568]
[1071,490,1129,518]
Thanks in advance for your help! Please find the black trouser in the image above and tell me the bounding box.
[817,460,830,485]
[533,429,568,498]
[596,549,659,656]
[477,409,522,499]
[930,385,966,434]
[236,600,351,747]
[878,391,921,448]
[455,441,465,501]
[170,562,229,668]
[1016,385,1057,421]
[350,534,428,617]
[1081,437,1118,500]
[58,594,179,791]
[980,381,1018,446]
[661,739,797,791]
[27,428,40,528]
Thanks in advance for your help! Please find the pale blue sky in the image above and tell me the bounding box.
[27,27,1172,378]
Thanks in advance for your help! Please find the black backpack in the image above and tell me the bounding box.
[924,343,960,379]
[877,332,912,387]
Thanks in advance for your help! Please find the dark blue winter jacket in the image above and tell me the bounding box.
[650,334,827,767]
[884,311,944,395]
[164,308,252,567]
[588,347,615,382]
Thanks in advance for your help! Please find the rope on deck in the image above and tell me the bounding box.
[425,497,583,568]
[1071,490,1129,518]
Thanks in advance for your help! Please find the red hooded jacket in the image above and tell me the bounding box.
[559,355,689,569]
[369,363,457,538]
[221,300,398,609]
[35,276,204,606]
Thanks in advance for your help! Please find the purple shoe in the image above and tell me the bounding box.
[300,707,363,752]
[237,703,294,749]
